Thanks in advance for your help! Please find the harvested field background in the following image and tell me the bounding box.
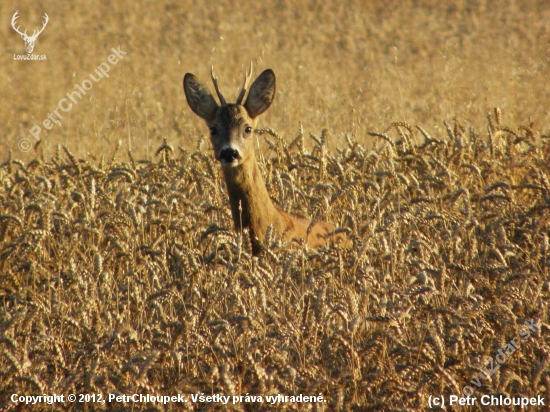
[1,0,550,410]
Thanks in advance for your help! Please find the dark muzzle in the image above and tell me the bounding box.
[219,148,240,162]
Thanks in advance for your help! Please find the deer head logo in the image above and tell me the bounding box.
[11,11,49,54]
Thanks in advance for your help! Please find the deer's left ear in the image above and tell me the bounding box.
[244,69,275,119]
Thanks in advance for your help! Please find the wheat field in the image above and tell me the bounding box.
[1,0,550,411]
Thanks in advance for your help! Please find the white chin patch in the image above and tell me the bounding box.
[220,159,240,168]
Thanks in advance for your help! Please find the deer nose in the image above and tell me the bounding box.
[219,148,240,162]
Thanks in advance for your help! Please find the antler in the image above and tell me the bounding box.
[11,11,27,37]
[236,62,253,105]
[210,66,227,105]
[11,11,49,40]
[30,13,49,39]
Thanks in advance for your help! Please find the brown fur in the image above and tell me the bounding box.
[223,151,349,254]
[183,67,350,254]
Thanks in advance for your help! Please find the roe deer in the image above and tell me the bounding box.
[183,64,349,255]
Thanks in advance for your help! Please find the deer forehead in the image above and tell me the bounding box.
[215,105,254,129]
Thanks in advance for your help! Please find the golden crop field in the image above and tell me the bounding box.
[1,0,550,410]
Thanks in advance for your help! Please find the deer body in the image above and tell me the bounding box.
[183,65,348,254]
[222,146,337,254]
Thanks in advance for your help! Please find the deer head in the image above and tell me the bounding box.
[183,63,276,168]
[12,11,49,54]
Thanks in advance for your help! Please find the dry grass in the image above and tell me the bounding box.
[1,111,549,410]
[1,0,550,410]
[1,0,550,159]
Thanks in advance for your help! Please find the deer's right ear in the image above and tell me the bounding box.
[183,74,218,121]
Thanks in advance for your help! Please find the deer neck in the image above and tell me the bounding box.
[222,156,282,250]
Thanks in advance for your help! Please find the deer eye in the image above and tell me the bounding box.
[210,127,218,136]
[244,126,252,134]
